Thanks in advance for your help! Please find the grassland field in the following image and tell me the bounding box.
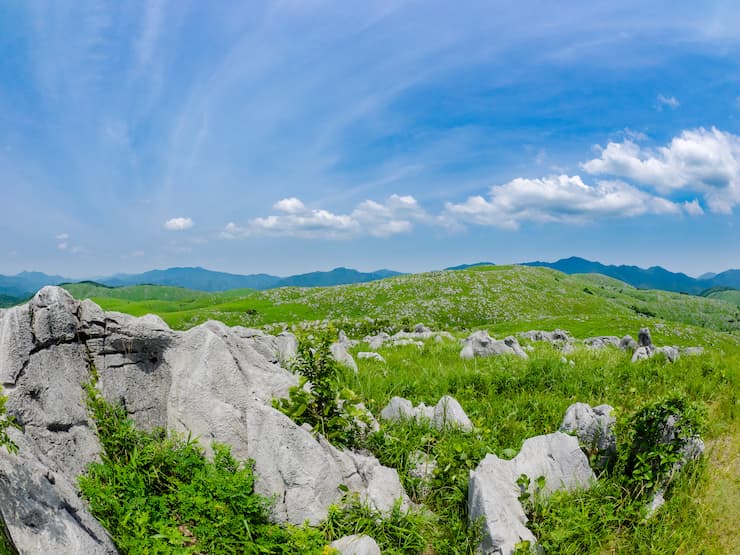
[61,265,739,554]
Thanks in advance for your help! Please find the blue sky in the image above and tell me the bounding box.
[1,1,739,278]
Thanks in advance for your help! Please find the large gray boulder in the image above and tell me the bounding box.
[469,432,594,555]
[560,403,616,469]
[0,287,411,545]
[460,331,528,360]
[330,534,381,555]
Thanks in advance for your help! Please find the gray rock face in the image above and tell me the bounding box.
[0,430,117,554]
[380,396,415,421]
[560,403,616,469]
[460,331,528,360]
[0,287,411,545]
[469,432,594,555]
[380,395,472,431]
[330,534,381,555]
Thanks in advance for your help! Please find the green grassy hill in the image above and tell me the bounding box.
[705,289,740,306]
[63,265,739,348]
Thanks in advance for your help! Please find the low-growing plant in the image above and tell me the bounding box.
[80,384,327,554]
[0,391,18,455]
[622,394,706,495]
[322,494,431,555]
[273,330,372,448]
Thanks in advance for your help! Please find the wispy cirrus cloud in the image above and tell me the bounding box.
[656,94,680,110]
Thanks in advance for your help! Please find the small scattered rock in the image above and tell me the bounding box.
[584,336,621,350]
[380,395,472,432]
[434,395,473,432]
[620,335,638,351]
[330,341,358,372]
[460,331,528,360]
[638,327,653,348]
[655,346,680,363]
[329,534,381,555]
[357,352,385,362]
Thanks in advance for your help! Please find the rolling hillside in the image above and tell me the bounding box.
[63,265,740,347]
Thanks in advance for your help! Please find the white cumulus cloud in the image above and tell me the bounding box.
[164,217,194,231]
[682,199,704,216]
[220,194,427,239]
[444,174,680,230]
[582,127,740,213]
[273,197,306,213]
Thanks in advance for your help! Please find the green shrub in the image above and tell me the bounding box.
[622,394,706,495]
[273,331,371,448]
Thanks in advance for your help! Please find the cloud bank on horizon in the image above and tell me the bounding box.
[1,1,739,276]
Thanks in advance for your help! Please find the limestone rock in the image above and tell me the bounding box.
[329,534,381,555]
[631,346,654,362]
[364,332,390,350]
[434,395,473,432]
[0,287,411,542]
[584,336,621,350]
[638,327,653,348]
[330,341,358,372]
[620,335,638,351]
[460,331,528,360]
[380,395,472,432]
[380,396,415,421]
[469,432,594,554]
[519,329,572,344]
[560,403,616,469]
[655,346,680,363]
[243,404,345,525]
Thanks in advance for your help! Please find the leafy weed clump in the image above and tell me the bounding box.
[273,330,372,448]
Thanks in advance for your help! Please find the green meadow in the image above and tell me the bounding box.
[62,265,739,553]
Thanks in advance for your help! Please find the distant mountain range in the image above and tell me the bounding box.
[0,266,404,304]
[521,256,739,295]
[0,258,738,306]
